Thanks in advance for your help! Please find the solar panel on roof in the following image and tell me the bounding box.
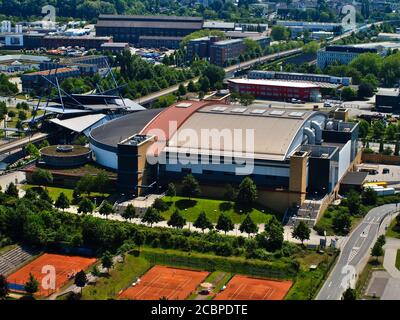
[250,109,266,114]
[231,107,247,113]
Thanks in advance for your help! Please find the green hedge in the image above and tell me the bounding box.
[139,248,297,280]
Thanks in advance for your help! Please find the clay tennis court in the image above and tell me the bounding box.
[119,265,209,300]
[7,253,96,297]
[214,275,292,300]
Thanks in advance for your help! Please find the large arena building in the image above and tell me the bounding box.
[89,101,359,212]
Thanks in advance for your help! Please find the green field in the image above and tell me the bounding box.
[82,255,150,300]
[23,185,74,201]
[386,219,400,239]
[160,196,275,224]
[23,184,109,203]
[285,250,338,300]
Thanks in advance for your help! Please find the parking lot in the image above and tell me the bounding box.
[357,164,400,185]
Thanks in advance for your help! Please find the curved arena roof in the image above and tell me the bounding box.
[89,108,163,151]
[165,105,326,161]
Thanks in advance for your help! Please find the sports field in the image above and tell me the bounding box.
[119,265,209,300]
[7,253,96,297]
[214,275,292,300]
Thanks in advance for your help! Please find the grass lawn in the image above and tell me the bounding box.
[315,207,364,236]
[82,254,150,300]
[23,184,74,201]
[23,184,109,203]
[386,219,400,239]
[188,271,232,300]
[396,250,400,271]
[286,250,338,300]
[160,196,275,224]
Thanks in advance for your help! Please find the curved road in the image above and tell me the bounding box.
[316,204,399,300]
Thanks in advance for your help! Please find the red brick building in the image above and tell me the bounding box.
[228,78,321,102]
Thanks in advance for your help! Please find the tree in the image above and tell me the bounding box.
[357,83,375,99]
[181,174,201,199]
[0,275,9,300]
[55,192,70,211]
[239,93,255,106]
[5,182,18,198]
[39,140,50,149]
[199,76,210,92]
[236,177,257,208]
[101,251,113,274]
[371,241,384,261]
[341,87,357,101]
[152,198,168,211]
[141,207,163,227]
[31,169,53,187]
[223,184,236,203]
[165,183,176,197]
[122,204,137,221]
[25,143,39,158]
[178,83,187,96]
[94,172,109,195]
[350,53,382,77]
[376,235,386,247]
[258,216,284,251]
[302,41,320,54]
[342,287,357,300]
[332,211,351,234]
[76,174,95,196]
[239,214,258,237]
[202,64,225,88]
[167,209,186,229]
[193,211,213,233]
[99,200,114,219]
[395,140,400,156]
[78,198,94,215]
[24,273,39,296]
[216,213,234,235]
[74,270,87,294]
[346,190,361,215]
[271,25,290,41]
[357,120,370,139]
[362,187,378,206]
[187,80,197,92]
[292,221,311,245]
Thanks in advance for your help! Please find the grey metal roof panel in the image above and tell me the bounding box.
[89,108,163,148]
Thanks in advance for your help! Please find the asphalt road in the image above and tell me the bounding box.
[316,204,399,300]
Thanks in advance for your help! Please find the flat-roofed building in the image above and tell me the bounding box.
[228,78,321,102]
[248,70,352,86]
[21,67,81,92]
[138,36,183,49]
[95,14,204,45]
[210,39,245,66]
[375,88,400,114]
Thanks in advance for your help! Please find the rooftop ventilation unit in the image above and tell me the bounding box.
[321,153,329,158]
[269,110,285,116]
[250,109,266,114]
[211,106,228,112]
[176,102,192,108]
[288,111,304,117]
[231,107,247,113]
